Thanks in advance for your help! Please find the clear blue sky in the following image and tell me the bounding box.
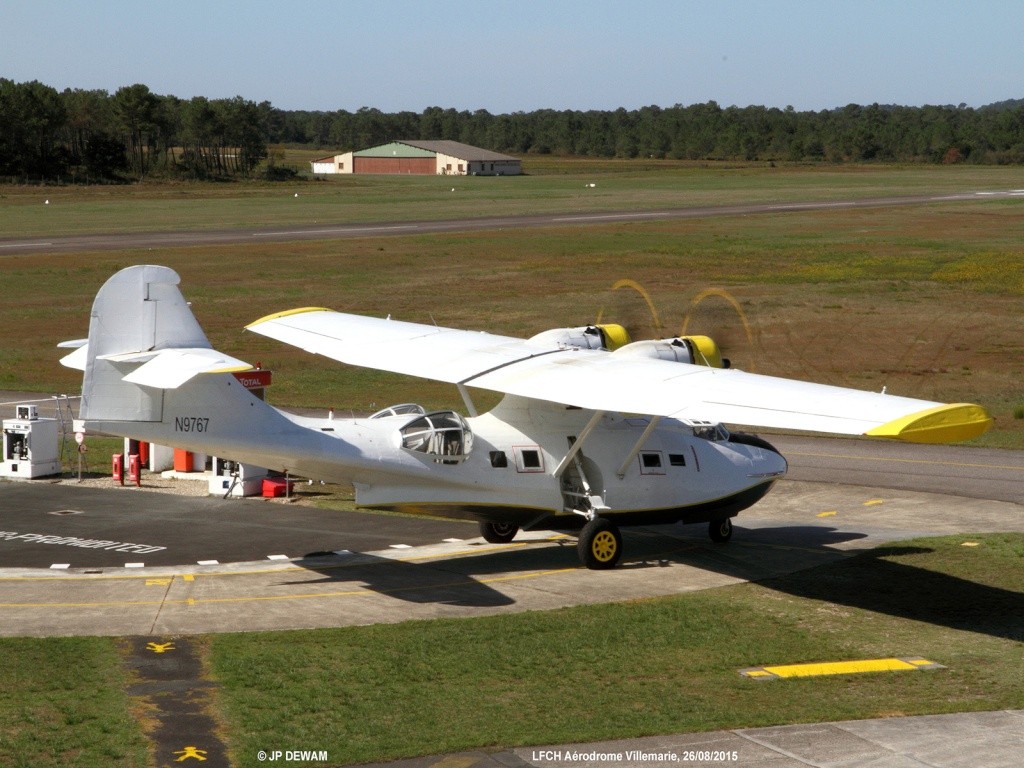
[3,0,1021,113]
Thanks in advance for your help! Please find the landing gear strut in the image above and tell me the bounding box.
[578,517,622,570]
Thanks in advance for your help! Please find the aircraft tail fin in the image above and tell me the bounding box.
[72,265,252,423]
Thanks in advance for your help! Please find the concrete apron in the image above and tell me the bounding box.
[2,480,1022,638]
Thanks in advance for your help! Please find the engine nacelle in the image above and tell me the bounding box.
[528,323,631,351]
[613,335,728,368]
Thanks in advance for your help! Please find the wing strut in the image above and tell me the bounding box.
[552,411,606,478]
[457,383,479,417]
[615,416,662,479]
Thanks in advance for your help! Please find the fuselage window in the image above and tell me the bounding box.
[669,453,687,467]
[639,451,666,475]
[489,451,508,468]
[514,447,545,473]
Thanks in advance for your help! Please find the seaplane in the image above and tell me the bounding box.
[60,266,992,569]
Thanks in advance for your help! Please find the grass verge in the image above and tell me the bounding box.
[0,637,148,768]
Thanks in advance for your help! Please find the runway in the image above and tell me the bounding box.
[2,189,1022,255]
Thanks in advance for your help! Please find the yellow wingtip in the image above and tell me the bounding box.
[245,307,329,329]
[866,403,993,444]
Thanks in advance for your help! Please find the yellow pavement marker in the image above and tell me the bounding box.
[741,657,944,680]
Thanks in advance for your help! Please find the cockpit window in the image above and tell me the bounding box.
[371,403,427,419]
[691,422,730,442]
[400,411,473,461]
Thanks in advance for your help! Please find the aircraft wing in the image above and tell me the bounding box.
[246,308,992,444]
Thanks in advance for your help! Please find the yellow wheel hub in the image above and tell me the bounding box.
[592,531,618,562]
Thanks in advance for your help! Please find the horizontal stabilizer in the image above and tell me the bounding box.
[120,347,252,389]
[58,340,90,371]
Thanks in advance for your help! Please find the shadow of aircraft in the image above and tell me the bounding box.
[284,523,1022,643]
[756,542,1024,643]
[649,525,1024,643]
[285,552,516,608]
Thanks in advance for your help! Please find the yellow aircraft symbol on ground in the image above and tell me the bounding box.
[173,745,207,762]
[146,641,176,654]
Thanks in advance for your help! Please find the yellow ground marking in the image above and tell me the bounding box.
[430,757,481,768]
[961,541,980,547]
[741,657,944,680]
[863,499,885,506]
[173,745,208,762]
[816,511,838,518]
[146,641,176,654]
[146,578,172,586]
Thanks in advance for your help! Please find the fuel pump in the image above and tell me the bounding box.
[2,405,61,479]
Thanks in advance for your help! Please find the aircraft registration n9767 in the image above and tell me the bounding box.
[60,266,992,569]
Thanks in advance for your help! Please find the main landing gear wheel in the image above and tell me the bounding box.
[479,521,519,544]
[709,518,733,543]
[578,517,623,570]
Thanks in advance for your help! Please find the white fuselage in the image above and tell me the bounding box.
[83,373,787,531]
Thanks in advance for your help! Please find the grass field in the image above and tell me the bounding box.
[1,534,1021,767]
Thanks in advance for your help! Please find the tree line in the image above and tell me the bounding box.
[1,81,271,182]
[3,78,1024,183]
